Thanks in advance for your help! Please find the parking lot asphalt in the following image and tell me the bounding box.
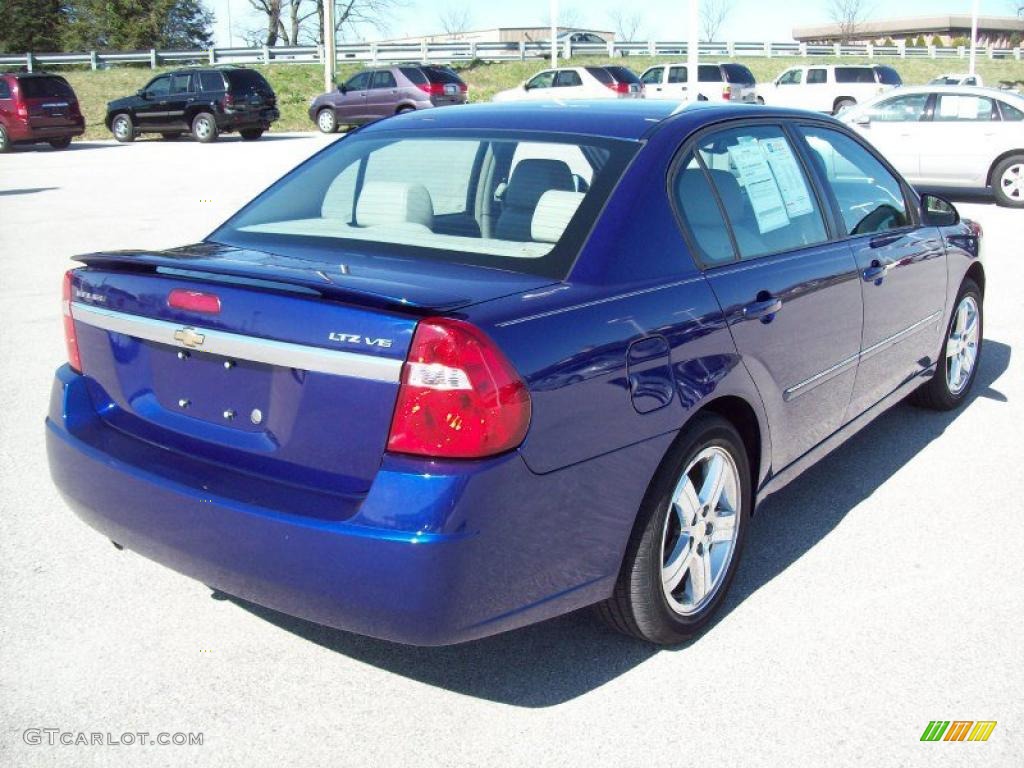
[1,134,1021,768]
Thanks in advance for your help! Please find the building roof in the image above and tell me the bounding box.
[793,14,1024,41]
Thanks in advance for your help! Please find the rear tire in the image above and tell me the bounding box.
[48,137,72,149]
[316,108,337,133]
[239,128,264,141]
[0,125,11,153]
[833,97,856,114]
[911,279,983,410]
[396,105,414,115]
[991,154,1024,208]
[597,413,751,644]
[191,112,218,143]
[111,113,134,142]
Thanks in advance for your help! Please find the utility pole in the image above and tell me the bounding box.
[688,0,699,93]
[226,0,233,46]
[968,0,979,75]
[551,0,559,68]
[324,0,337,94]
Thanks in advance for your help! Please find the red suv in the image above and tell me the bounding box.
[0,71,85,152]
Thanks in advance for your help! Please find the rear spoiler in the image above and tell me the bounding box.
[73,247,471,313]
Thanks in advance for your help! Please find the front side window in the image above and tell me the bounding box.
[641,67,664,85]
[345,71,371,91]
[527,71,556,90]
[677,125,828,263]
[934,94,998,122]
[778,69,802,85]
[211,131,638,279]
[868,93,930,122]
[144,76,171,98]
[799,126,909,236]
[169,73,192,94]
[371,70,397,89]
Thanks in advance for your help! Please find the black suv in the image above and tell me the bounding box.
[105,66,279,143]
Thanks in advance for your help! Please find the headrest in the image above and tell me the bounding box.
[676,168,748,225]
[356,181,434,228]
[531,190,586,243]
[505,159,574,209]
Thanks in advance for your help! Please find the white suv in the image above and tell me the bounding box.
[757,64,901,114]
[640,62,757,103]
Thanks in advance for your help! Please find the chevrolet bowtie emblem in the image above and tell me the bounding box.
[174,327,206,348]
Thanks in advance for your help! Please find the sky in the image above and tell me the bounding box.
[209,0,1020,47]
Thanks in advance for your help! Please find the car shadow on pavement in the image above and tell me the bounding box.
[229,339,1011,708]
[0,187,58,196]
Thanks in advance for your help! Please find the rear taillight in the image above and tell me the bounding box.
[966,219,983,238]
[605,81,630,95]
[416,82,446,96]
[722,86,731,100]
[62,270,82,373]
[168,289,221,314]
[14,89,27,118]
[387,318,531,459]
[222,92,235,108]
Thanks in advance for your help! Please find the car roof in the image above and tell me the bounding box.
[865,84,1020,100]
[360,99,841,141]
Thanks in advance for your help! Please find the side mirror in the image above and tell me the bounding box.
[523,83,530,91]
[337,83,347,94]
[137,89,147,99]
[920,193,959,227]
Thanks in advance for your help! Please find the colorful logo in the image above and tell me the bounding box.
[920,721,997,742]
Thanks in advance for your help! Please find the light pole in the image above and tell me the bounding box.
[968,0,979,76]
[688,0,699,93]
[324,0,337,94]
[551,0,559,69]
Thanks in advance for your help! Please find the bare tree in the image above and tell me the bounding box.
[700,0,734,42]
[248,0,283,46]
[438,4,472,37]
[559,6,584,29]
[249,0,402,45]
[828,0,871,44]
[608,9,643,42]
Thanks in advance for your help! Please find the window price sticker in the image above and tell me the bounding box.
[727,141,790,234]
[760,137,815,219]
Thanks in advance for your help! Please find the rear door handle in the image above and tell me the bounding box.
[742,295,783,320]
[862,259,891,282]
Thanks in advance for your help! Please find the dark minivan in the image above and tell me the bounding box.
[0,71,85,152]
[309,65,467,133]
[105,66,279,143]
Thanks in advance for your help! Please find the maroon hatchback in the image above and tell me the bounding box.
[0,71,85,152]
[309,65,467,133]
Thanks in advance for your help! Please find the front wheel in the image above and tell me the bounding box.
[597,413,751,644]
[191,112,218,143]
[316,108,337,134]
[992,154,1024,208]
[111,113,134,142]
[911,279,983,410]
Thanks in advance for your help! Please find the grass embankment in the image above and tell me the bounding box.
[62,55,1024,140]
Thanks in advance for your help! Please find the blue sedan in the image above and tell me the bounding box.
[47,100,984,645]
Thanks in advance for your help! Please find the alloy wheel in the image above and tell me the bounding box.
[113,117,131,140]
[318,110,335,132]
[194,118,212,140]
[660,446,741,616]
[946,295,980,395]
[999,163,1023,202]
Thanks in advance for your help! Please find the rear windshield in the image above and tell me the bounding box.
[721,64,755,85]
[874,66,902,85]
[603,66,640,84]
[697,65,724,83]
[18,76,73,99]
[585,67,613,84]
[834,67,876,84]
[422,66,464,85]
[399,67,427,85]
[225,69,272,91]
[211,131,638,279]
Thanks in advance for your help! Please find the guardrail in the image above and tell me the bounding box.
[1,39,1022,71]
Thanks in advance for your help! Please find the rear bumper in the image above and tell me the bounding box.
[6,119,84,142]
[46,366,645,645]
[219,107,279,129]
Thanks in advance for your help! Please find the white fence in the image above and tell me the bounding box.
[1,39,1022,71]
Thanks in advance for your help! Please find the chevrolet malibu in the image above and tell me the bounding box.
[47,101,984,646]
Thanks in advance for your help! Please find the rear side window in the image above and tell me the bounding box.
[721,64,755,85]
[604,66,640,84]
[698,65,724,83]
[585,67,613,85]
[423,67,463,85]
[874,66,902,85]
[399,67,427,85]
[371,70,397,89]
[934,94,998,122]
[0,79,10,99]
[226,69,272,91]
[799,126,909,236]
[679,125,828,263]
[199,71,225,92]
[17,76,73,98]
[554,70,583,87]
[834,67,876,84]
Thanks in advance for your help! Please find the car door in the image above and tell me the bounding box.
[365,69,399,118]
[336,71,371,121]
[553,69,586,98]
[641,66,666,98]
[805,67,828,112]
[918,92,1002,186]
[523,70,557,100]
[136,75,172,129]
[771,68,803,109]
[666,65,690,101]
[164,72,195,130]
[674,122,863,469]
[852,92,930,180]
[797,124,947,419]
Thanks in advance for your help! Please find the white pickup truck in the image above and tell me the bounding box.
[756,64,901,114]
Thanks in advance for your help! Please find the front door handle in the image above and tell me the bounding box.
[742,294,783,320]
[862,259,890,282]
